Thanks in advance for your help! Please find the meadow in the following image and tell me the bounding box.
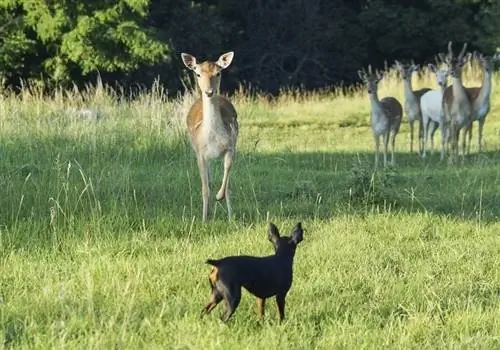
[0,62,499,349]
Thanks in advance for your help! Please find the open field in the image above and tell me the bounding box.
[1,65,499,348]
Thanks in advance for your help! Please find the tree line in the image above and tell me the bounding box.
[0,0,498,95]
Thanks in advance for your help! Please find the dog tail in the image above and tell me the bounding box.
[205,259,221,266]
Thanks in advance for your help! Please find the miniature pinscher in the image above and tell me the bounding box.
[201,222,304,322]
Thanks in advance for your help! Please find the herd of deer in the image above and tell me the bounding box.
[358,41,498,168]
[179,42,498,221]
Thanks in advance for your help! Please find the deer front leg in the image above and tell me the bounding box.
[374,134,380,169]
[197,156,211,221]
[440,122,446,161]
[418,118,424,156]
[216,150,234,220]
[422,118,429,159]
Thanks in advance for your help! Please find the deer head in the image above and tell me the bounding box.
[358,65,384,94]
[439,42,471,78]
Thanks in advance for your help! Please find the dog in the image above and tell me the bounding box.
[201,222,304,322]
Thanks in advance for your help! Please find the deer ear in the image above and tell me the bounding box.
[376,71,384,83]
[462,52,472,65]
[181,53,197,70]
[357,70,365,81]
[216,52,234,69]
[291,222,303,245]
[438,53,447,64]
[268,222,280,244]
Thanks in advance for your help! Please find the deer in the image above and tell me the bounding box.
[439,42,473,164]
[463,51,495,154]
[358,66,403,168]
[181,52,239,221]
[420,60,449,160]
[394,61,431,155]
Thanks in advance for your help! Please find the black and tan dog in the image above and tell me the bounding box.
[201,222,304,322]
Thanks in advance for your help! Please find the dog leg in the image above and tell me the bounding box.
[256,298,266,318]
[201,290,223,317]
[276,294,286,323]
[221,286,241,322]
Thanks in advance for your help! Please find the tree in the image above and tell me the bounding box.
[0,0,168,86]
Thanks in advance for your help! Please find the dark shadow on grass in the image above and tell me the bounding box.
[0,133,499,233]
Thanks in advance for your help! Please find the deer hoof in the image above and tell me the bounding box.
[216,190,225,201]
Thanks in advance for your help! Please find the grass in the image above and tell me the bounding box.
[0,63,499,349]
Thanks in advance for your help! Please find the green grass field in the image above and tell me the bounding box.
[1,65,499,349]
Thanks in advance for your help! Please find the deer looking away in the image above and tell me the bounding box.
[420,60,449,160]
[463,51,496,154]
[358,66,403,168]
[439,41,473,163]
[394,61,431,155]
[181,52,239,221]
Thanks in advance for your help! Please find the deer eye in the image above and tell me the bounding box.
[215,72,221,77]
[196,73,201,77]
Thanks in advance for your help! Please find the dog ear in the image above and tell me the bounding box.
[291,222,303,245]
[268,222,280,244]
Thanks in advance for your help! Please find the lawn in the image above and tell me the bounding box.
[0,64,499,349]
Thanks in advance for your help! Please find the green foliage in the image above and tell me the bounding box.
[0,0,499,91]
[1,0,168,85]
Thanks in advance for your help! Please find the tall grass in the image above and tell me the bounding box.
[0,63,499,349]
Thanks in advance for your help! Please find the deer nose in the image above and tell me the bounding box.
[205,89,214,97]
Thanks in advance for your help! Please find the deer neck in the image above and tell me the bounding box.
[402,79,419,118]
[202,94,223,129]
[451,76,470,106]
[439,83,447,96]
[369,92,385,122]
[474,70,492,119]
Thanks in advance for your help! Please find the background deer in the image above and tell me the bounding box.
[440,42,473,164]
[358,66,402,168]
[420,61,449,160]
[394,61,431,155]
[181,52,239,221]
[463,52,495,154]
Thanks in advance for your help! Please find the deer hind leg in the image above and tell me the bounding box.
[465,122,473,155]
[409,120,414,154]
[460,126,468,161]
[216,150,234,219]
[390,130,396,165]
[478,118,485,153]
[197,156,211,221]
[383,132,389,166]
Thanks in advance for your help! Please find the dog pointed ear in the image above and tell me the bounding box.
[291,222,303,245]
[268,222,280,244]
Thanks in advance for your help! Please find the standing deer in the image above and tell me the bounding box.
[440,42,473,164]
[463,52,495,154]
[358,66,403,168]
[394,61,431,155]
[181,52,239,221]
[420,61,449,160]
